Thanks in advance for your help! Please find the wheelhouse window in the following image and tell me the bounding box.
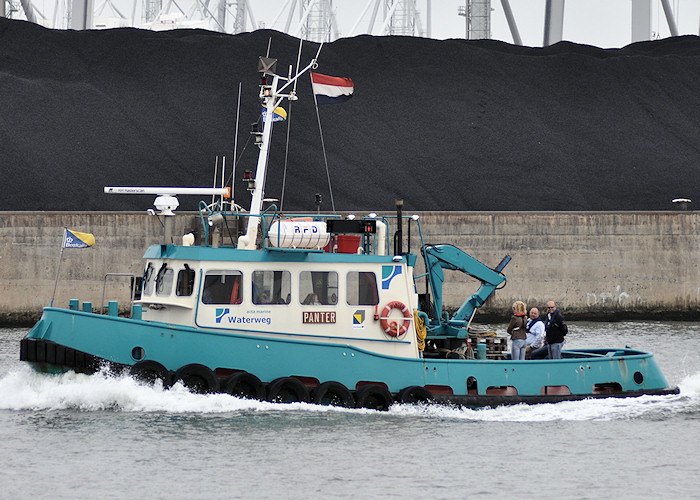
[300,271,338,305]
[252,270,291,305]
[176,265,195,296]
[202,271,243,304]
[143,263,155,297]
[346,271,379,305]
[155,264,173,297]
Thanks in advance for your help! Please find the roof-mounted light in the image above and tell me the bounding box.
[208,213,225,227]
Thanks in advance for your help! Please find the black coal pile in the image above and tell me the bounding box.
[1,18,699,212]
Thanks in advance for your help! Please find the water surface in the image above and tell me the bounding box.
[1,323,698,499]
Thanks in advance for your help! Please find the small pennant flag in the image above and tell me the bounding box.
[63,229,95,248]
[261,104,287,122]
[311,72,354,104]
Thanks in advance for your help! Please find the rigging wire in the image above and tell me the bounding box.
[280,100,293,211]
[310,72,336,213]
[211,155,219,206]
[281,37,305,211]
[224,121,256,210]
[231,81,242,210]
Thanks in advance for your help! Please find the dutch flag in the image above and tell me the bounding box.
[311,72,354,105]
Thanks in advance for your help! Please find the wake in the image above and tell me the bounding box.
[1,365,698,421]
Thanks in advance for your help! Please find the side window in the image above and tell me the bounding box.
[176,264,195,296]
[346,271,378,305]
[202,271,243,305]
[299,271,338,305]
[252,270,291,305]
[143,263,155,297]
[155,265,174,296]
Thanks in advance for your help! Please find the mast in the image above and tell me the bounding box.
[237,72,280,250]
[237,47,323,250]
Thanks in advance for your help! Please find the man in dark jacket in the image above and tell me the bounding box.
[544,301,567,359]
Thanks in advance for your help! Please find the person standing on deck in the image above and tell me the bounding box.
[544,301,568,359]
[507,301,528,360]
[525,307,545,359]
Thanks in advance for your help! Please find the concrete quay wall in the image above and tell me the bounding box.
[0,211,697,324]
[415,211,699,320]
[0,212,200,324]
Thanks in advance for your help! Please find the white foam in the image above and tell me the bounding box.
[390,395,677,422]
[1,367,697,419]
[678,371,700,395]
[390,373,700,422]
[0,366,370,415]
[0,366,275,413]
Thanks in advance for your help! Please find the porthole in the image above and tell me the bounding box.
[633,371,644,385]
[131,346,145,361]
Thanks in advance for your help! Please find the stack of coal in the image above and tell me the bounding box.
[1,18,698,212]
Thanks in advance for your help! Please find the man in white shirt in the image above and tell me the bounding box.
[525,307,546,359]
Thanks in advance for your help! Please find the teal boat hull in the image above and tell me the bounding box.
[20,307,678,406]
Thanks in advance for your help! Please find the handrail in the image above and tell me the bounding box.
[199,205,345,251]
[101,273,138,317]
[197,208,422,253]
[560,350,608,358]
[263,208,343,250]
[382,215,426,294]
[198,200,211,244]
[259,203,279,249]
[362,215,389,255]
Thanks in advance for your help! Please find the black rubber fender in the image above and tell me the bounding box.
[220,371,266,400]
[173,363,219,394]
[131,360,172,387]
[355,385,394,411]
[45,342,57,364]
[398,385,434,404]
[19,337,28,361]
[267,377,311,403]
[312,381,355,407]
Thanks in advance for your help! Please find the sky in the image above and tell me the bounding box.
[257,0,700,48]
[19,0,700,48]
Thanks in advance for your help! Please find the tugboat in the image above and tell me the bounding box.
[20,47,678,409]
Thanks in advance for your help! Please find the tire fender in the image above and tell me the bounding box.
[221,371,266,400]
[312,381,355,407]
[355,384,394,411]
[173,363,219,394]
[398,385,434,404]
[131,360,172,387]
[267,377,311,403]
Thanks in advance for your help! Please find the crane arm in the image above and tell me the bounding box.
[422,244,509,327]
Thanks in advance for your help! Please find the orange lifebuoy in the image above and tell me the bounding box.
[380,301,411,337]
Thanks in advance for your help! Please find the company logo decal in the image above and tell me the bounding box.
[216,308,229,323]
[381,265,402,289]
[353,309,365,329]
[215,308,271,325]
